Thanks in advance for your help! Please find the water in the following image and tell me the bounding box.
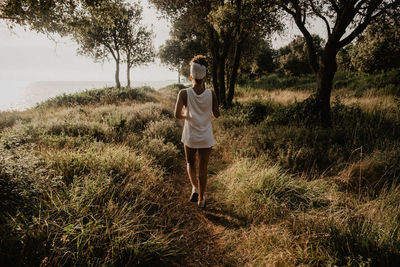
[0,80,176,111]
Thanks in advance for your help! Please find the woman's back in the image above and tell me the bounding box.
[182,87,215,148]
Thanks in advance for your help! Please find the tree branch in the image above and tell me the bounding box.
[338,0,396,47]
[280,5,296,16]
[283,1,320,72]
[328,0,339,12]
[308,0,332,36]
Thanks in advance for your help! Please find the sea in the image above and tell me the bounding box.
[0,80,176,111]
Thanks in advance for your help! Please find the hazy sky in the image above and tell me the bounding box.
[0,1,324,83]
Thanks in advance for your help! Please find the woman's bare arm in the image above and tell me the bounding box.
[211,90,220,118]
[174,89,187,119]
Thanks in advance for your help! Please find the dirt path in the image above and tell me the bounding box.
[168,149,238,266]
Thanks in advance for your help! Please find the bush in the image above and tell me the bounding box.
[0,111,21,132]
[37,86,156,108]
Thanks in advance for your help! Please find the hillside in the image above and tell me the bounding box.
[1,78,400,266]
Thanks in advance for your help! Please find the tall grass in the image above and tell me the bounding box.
[213,158,330,223]
[211,73,400,265]
[0,85,185,266]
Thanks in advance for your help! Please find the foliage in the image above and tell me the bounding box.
[238,38,277,80]
[0,111,21,132]
[119,2,155,87]
[238,73,316,91]
[36,86,155,108]
[158,34,206,82]
[277,35,324,75]
[151,0,282,106]
[0,0,73,34]
[211,79,400,265]
[350,15,400,73]
[72,0,154,88]
[336,44,354,71]
[333,69,400,96]
[214,158,329,222]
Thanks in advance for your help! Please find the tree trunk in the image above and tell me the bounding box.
[315,50,338,126]
[115,56,121,88]
[217,57,226,107]
[227,41,242,105]
[127,53,131,88]
[178,68,180,84]
[208,27,221,105]
[211,55,220,104]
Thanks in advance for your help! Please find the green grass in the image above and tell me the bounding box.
[237,68,400,97]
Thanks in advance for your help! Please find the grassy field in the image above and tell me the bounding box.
[1,72,399,266]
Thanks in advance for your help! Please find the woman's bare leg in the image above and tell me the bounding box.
[198,147,212,201]
[184,145,198,188]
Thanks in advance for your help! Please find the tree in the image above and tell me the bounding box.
[279,0,400,126]
[2,0,154,88]
[119,4,155,88]
[350,15,400,73]
[72,0,124,88]
[151,0,281,106]
[72,0,154,88]
[253,40,277,75]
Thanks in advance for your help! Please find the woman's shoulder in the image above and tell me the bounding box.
[178,88,189,96]
[179,87,193,93]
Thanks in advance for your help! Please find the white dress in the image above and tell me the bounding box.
[181,87,215,148]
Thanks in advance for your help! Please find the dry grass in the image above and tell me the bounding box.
[1,82,400,266]
[236,89,311,105]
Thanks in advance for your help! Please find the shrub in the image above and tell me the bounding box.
[46,120,113,142]
[0,111,21,132]
[36,86,156,108]
[238,73,316,91]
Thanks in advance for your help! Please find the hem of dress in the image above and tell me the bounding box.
[181,141,215,149]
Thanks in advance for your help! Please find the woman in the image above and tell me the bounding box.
[174,55,220,208]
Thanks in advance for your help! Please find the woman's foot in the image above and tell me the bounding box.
[198,197,206,208]
[189,187,198,202]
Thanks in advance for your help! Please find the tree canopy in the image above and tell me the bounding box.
[151,0,282,106]
[277,35,324,75]
[350,14,400,73]
[1,0,155,88]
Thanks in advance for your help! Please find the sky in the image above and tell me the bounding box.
[0,1,325,83]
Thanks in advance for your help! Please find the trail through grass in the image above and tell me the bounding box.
[1,82,399,266]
